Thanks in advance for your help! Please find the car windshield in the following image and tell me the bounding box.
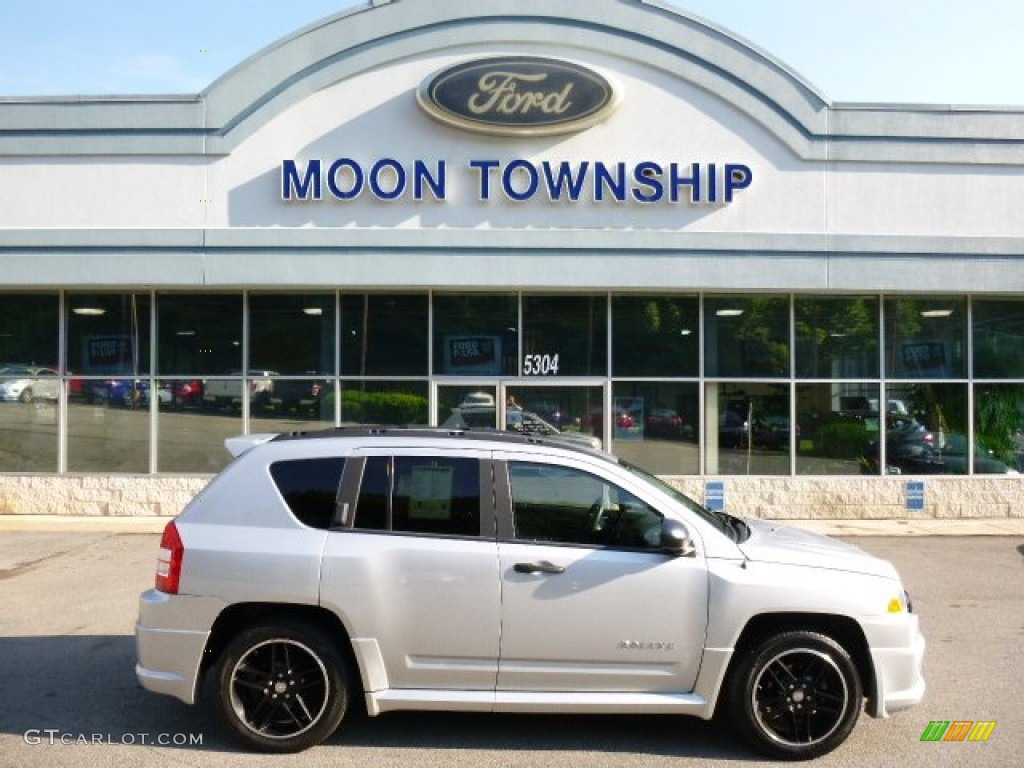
[620,460,738,539]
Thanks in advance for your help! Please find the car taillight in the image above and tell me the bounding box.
[155,521,184,594]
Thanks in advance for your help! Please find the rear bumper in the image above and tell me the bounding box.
[135,589,225,705]
[863,613,926,718]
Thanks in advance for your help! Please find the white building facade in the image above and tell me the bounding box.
[1,0,1022,519]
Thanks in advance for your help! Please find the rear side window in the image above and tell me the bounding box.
[270,458,346,529]
[353,455,481,536]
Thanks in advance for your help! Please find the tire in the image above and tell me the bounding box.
[727,630,862,761]
[215,621,350,753]
[18,388,32,404]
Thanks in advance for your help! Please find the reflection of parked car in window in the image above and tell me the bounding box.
[587,407,633,432]
[645,408,686,438]
[936,434,1019,475]
[444,396,601,450]
[270,377,327,415]
[861,417,940,474]
[167,379,203,408]
[719,409,749,449]
[203,372,276,410]
[0,365,60,403]
[89,379,172,407]
[751,414,796,450]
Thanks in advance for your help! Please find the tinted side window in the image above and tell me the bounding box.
[508,462,662,548]
[353,455,481,536]
[269,458,346,529]
[393,457,480,535]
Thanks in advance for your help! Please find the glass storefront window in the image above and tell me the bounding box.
[341,294,428,376]
[67,293,150,376]
[796,383,881,475]
[705,382,790,475]
[879,383,967,475]
[704,296,789,377]
[973,299,1024,378]
[612,382,699,475]
[250,294,336,376]
[0,293,59,370]
[433,294,518,376]
[157,378,239,473]
[795,296,879,379]
[612,295,698,377]
[1,290,1020,478]
[884,296,966,378]
[339,380,428,426]
[504,385,604,449]
[974,383,1024,473]
[0,391,58,471]
[522,295,607,377]
[158,294,242,376]
[249,378,335,426]
[437,385,499,429]
[67,379,149,472]
[0,293,59,471]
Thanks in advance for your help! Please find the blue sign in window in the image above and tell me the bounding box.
[705,481,725,512]
[906,481,925,512]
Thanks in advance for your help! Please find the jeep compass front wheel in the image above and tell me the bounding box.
[216,621,349,752]
[728,630,862,760]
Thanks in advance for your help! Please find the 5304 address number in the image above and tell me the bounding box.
[523,354,560,375]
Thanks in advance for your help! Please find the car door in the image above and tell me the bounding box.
[494,453,709,693]
[319,448,501,692]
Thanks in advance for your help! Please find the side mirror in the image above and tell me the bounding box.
[660,519,696,557]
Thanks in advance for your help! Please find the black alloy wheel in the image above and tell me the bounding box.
[728,630,862,760]
[216,621,349,753]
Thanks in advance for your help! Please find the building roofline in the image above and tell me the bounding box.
[1,0,1023,162]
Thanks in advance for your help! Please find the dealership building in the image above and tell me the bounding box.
[1,0,1022,520]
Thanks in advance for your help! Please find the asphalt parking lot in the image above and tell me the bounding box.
[0,531,1020,767]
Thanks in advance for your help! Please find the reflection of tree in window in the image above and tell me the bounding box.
[706,296,788,377]
[975,385,1024,464]
[612,296,697,377]
[795,297,878,379]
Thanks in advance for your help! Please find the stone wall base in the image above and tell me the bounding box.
[0,475,211,517]
[0,474,1021,520]
[669,476,1024,519]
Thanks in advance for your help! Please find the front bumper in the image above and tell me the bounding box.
[135,589,225,705]
[862,612,926,718]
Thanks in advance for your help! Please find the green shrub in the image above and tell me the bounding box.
[340,390,428,425]
[816,422,871,459]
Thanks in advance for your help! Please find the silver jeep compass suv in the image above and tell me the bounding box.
[135,427,924,759]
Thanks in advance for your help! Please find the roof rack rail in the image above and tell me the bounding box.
[267,425,605,456]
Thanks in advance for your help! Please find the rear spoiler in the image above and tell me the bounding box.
[225,434,278,458]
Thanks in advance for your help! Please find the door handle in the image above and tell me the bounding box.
[514,560,566,575]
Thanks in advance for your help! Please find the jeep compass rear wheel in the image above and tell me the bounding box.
[216,622,348,752]
[728,630,862,760]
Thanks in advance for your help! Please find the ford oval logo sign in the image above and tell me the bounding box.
[417,56,620,137]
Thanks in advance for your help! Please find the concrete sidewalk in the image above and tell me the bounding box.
[0,514,1022,536]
